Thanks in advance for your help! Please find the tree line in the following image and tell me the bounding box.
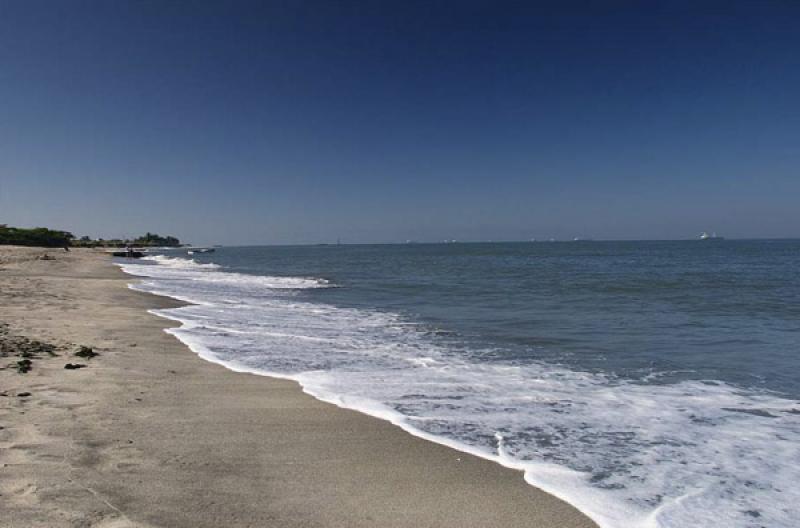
[0,225,182,248]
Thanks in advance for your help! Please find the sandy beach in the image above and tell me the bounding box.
[0,246,597,528]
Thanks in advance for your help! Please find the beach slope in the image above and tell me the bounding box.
[0,246,597,528]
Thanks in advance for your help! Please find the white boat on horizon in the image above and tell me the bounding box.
[187,247,215,255]
[699,231,724,240]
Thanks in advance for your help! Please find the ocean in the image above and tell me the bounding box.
[118,240,800,528]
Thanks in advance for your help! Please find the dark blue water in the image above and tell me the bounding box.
[195,240,800,397]
[122,240,800,528]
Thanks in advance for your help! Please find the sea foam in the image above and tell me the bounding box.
[118,255,800,528]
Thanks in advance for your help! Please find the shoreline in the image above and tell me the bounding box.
[1,246,597,527]
[143,299,612,527]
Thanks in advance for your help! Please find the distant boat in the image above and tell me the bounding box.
[698,232,724,241]
[187,247,215,254]
[108,248,145,258]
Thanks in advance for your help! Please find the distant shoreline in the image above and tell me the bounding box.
[167,237,798,248]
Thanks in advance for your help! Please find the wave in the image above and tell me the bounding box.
[133,255,332,289]
[141,254,222,270]
[117,255,800,528]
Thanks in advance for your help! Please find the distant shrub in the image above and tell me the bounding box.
[0,225,74,247]
[132,232,181,247]
[0,226,182,248]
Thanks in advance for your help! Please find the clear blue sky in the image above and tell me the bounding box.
[1,1,798,244]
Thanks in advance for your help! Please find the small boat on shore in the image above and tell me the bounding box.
[108,249,145,258]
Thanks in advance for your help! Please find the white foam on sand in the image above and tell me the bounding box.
[118,256,800,528]
[140,254,222,270]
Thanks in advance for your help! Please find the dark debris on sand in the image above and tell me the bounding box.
[74,346,99,359]
[1,323,96,374]
[1,323,59,361]
[15,359,33,373]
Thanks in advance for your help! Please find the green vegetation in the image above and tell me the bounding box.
[71,232,182,248]
[0,225,74,247]
[132,232,181,247]
[0,225,182,248]
[70,237,127,248]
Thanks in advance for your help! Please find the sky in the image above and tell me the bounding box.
[1,0,798,245]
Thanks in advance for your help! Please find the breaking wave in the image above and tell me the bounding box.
[118,255,800,528]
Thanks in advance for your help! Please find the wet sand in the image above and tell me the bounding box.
[0,246,597,528]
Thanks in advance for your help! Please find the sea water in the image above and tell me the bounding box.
[118,241,800,528]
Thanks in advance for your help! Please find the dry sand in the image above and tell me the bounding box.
[0,246,597,528]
